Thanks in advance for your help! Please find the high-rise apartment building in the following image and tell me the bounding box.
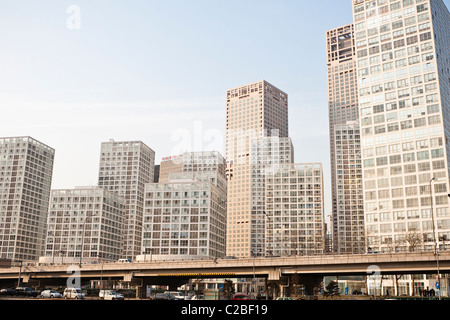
[98,139,155,259]
[352,0,450,252]
[141,151,227,260]
[326,24,365,254]
[265,163,325,256]
[249,136,294,255]
[333,122,365,253]
[0,136,55,261]
[43,187,125,263]
[225,80,290,257]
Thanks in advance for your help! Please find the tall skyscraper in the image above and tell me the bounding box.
[225,80,290,257]
[98,139,155,259]
[326,24,365,254]
[43,186,125,264]
[0,136,55,261]
[352,0,450,252]
[333,121,365,253]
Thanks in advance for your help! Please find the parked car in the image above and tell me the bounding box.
[63,287,85,299]
[232,293,253,300]
[190,295,204,300]
[276,297,293,300]
[40,289,62,299]
[14,287,39,297]
[181,292,195,300]
[117,259,132,263]
[99,290,124,300]
[0,288,14,296]
[153,293,179,300]
[164,291,184,300]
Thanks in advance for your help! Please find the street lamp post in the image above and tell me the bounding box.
[143,224,152,262]
[60,250,65,265]
[430,177,441,300]
[99,254,113,291]
[263,211,273,256]
[17,260,22,287]
[79,213,98,268]
[251,249,262,299]
[48,232,55,265]
[100,255,104,291]
[252,251,256,298]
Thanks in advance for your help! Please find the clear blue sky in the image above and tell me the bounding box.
[1,0,447,216]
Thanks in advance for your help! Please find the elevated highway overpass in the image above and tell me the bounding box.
[0,251,449,290]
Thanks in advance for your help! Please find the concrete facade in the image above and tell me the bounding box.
[225,80,290,258]
[326,24,365,254]
[98,139,155,260]
[43,186,126,263]
[0,137,55,262]
[265,164,325,256]
[352,0,450,252]
[141,151,227,261]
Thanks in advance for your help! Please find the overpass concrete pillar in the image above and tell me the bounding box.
[21,274,30,283]
[268,269,281,281]
[134,278,154,299]
[123,272,134,282]
[136,283,146,299]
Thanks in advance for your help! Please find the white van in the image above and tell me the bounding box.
[117,259,132,263]
[63,287,85,299]
[99,290,124,300]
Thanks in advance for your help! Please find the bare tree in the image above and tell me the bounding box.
[222,279,235,300]
[364,232,380,253]
[394,274,404,296]
[384,237,398,253]
[401,230,423,252]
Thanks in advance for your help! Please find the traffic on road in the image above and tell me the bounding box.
[0,287,270,301]
[0,286,127,300]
